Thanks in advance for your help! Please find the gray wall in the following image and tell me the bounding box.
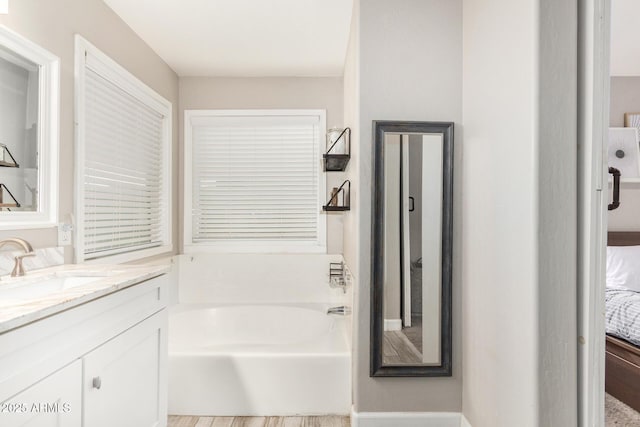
[383,136,401,320]
[178,76,344,254]
[348,0,463,413]
[610,76,640,127]
[609,76,640,231]
[0,0,180,261]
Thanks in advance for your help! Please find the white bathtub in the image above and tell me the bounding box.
[168,303,351,416]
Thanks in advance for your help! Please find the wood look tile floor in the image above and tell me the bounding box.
[383,329,423,364]
[168,415,350,427]
[403,315,423,353]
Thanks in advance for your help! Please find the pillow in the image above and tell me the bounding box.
[607,245,640,291]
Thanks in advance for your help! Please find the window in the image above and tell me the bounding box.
[184,110,326,252]
[75,36,172,263]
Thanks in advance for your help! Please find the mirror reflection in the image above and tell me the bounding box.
[0,44,39,212]
[383,133,443,365]
[371,121,453,377]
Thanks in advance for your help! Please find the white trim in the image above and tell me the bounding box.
[383,318,402,332]
[400,136,412,327]
[74,35,173,264]
[577,1,609,425]
[351,409,467,427]
[0,25,59,229]
[82,245,173,266]
[183,109,327,253]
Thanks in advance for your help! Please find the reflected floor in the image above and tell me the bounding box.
[403,315,422,353]
[383,330,422,364]
[383,315,424,364]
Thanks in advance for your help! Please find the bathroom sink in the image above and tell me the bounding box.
[0,273,111,307]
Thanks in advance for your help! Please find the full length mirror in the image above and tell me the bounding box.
[371,120,453,377]
[0,26,59,228]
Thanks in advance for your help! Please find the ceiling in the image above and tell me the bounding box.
[611,0,640,76]
[102,0,353,77]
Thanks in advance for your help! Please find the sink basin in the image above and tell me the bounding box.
[0,273,111,307]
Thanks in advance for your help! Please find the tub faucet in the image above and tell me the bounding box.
[0,238,35,277]
[327,306,352,316]
[329,261,348,293]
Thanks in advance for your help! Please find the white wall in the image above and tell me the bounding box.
[350,0,463,413]
[177,253,346,305]
[178,76,344,254]
[0,0,180,261]
[462,0,577,426]
[610,0,640,76]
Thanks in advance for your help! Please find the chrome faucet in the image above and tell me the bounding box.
[0,238,35,277]
[327,306,352,316]
[329,261,348,293]
[329,276,347,293]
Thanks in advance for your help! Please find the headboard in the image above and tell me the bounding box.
[608,232,640,246]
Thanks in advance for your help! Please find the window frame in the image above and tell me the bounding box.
[184,109,327,253]
[74,35,173,264]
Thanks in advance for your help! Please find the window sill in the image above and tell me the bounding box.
[82,244,174,265]
[183,243,327,254]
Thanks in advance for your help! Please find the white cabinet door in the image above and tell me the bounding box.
[0,360,82,427]
[83,311,167,427]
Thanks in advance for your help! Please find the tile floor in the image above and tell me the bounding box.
[167,416,350,427]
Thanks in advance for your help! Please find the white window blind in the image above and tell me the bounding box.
[76,37,172,262]
[185,110,326,252]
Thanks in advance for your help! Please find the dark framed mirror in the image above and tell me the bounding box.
[370,120,453,377]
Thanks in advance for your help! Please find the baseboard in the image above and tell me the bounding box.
[351,408,472,427]
[384,318,402,331]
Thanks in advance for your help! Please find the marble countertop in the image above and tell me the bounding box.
[0,263,171,334]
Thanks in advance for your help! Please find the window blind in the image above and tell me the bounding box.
[77,40,171,262]
[189,113,324,248]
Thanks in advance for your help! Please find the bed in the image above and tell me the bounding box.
[606,232,640,412]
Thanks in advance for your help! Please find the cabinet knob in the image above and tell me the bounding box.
[92,376,102,389]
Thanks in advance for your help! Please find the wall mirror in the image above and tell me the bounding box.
[371,120,453,377]
[0,25,59,228]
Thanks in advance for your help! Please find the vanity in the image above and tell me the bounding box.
[0,264,170,427]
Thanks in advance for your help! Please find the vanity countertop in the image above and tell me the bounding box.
[0,263,171,334]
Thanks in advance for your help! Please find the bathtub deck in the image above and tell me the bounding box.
[168,415,350,427]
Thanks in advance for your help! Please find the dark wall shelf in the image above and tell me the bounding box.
[0,144,19,168]
[322,205,350,212]
[323,154,350,172]
[324,128,350,172]
[322,180,350,211]
[0,183,20,210]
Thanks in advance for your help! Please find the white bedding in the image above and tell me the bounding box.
[606,287,640,346]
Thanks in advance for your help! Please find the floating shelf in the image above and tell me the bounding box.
[0,183,20,210]
[323,154,350,172]
[323,128,350,172]
[323,180,350,211]
[0,144,19,168]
